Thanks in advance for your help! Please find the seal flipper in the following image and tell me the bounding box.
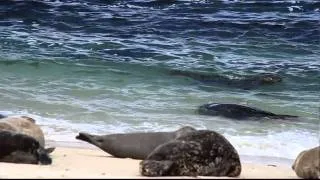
[140,160,174,176]
[45,147,56,154]
[76,132,103,147]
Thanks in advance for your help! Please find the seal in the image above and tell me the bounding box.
[75,126,197,160]
[0,130,52,165]
[0,114,6,119]
[140,130,241,177]
[197,103,298,120]
[169,69,282,90]
[292,146,320,179]
[0,116,55,153]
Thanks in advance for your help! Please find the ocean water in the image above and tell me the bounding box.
[0,0,319,160]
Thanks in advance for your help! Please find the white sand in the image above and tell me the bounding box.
[0,142,299,179]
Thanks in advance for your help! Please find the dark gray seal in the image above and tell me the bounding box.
[0,114,6,119]
[169,70,282,90]
[75,126,196,160]
[292,146,320,179]
[140,130,241,177]
[198,103,298,120]
[0,130,52,165]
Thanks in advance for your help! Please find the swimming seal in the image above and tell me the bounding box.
[0,130,52,165]
[75,126,197,160]
[0,116,55,153]
[169,70,282,90]
[197,103,298,120]
[140,130,241,177]
[292,146,320,179]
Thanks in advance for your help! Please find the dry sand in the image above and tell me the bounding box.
[0,141,299,179]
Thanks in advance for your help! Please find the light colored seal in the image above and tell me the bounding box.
[140,130,241,177]
[0,116,55,153]
[0,116,45,147]
[0,130,52,165]
[76,126,197,160]
[292,146,320,179]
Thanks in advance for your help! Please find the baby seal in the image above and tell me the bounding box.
[140,130,241,177]
[0,130,52,165]
[76,126,196,160]
[292,146,320,179]
[0,116,45,147]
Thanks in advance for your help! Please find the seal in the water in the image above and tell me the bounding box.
[292,146,320,179]
[169,70,282,90]
[140,130,241,177]
[0,130,52,165]
[75,126,197,160]
[197,103,298,120]
[0,116,55,153]
[0,114,6,119]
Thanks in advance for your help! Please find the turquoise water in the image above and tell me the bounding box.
[0,0,319,159]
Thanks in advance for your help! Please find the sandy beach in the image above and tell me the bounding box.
[0,141,299,179]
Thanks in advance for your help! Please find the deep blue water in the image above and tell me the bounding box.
[0,0,319,159]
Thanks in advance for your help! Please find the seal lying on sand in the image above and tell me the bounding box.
[0,130,52,165]
[198,103,298,120]
[169,70,282,90]
[76,126,196,160]
[140,130,241,177]
[0,116,55,153]
[292,146,320,179]
[0,114,6,119]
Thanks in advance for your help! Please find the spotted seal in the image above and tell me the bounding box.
[75,126,197,160]
[198,103,298,120]
[0,130,52,165]
[140,130,241,177]
[292,146,320,179]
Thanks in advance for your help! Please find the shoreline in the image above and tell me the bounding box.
[0,140,293,179]
[0,144,299,179]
